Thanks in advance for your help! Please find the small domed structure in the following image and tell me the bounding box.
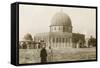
[23,33,33,41]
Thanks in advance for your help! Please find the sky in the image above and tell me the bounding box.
[19,4,96,41]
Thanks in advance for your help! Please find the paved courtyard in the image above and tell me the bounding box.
[19,47,96,64]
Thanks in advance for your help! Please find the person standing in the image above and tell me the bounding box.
[40,45,47,63]
[48,46,53,62]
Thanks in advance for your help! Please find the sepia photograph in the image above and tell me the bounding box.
[18,3,97,64]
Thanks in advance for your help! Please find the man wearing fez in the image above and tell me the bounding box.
[40,44,47,63]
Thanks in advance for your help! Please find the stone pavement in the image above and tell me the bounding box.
[19,47,96,64]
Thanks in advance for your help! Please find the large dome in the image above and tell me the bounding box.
[51,12,72,26]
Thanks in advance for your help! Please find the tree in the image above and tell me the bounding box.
[88,36,96,47]
[23,33,33,49]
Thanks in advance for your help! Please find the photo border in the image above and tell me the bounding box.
[11,2,98,66]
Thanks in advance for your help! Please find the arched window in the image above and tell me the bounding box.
[59,38,61,42]
[56,38,58,43]
[63,26,66,32]
[63,38,64,43]
[54,27,56,30]
[52,38,55,43]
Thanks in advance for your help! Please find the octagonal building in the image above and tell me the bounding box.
[34,11,85,49]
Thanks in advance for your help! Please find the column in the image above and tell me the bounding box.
[54,38,55,48]
[66,38,67,48]
[61,38,63,48]
[69,38,72,48]
[61,38,62,48]
[59,37,61,48]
